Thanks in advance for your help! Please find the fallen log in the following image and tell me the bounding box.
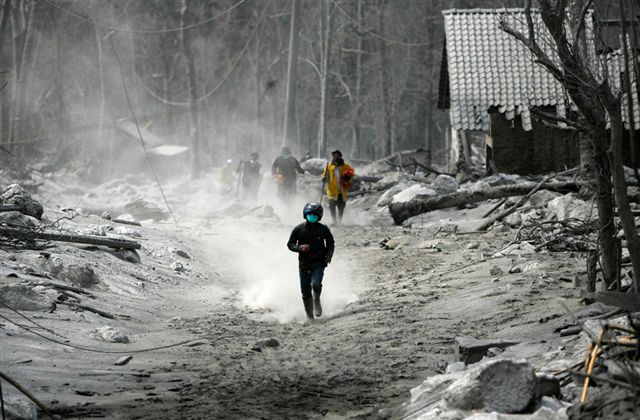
[0,205,21,212]
[57,301,116,319]
[355,175,382,183]
[388,181,585,225]
[0,226,141,250]
[477,174,555,231]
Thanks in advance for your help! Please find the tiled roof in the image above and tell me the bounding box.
[606,48,640,130]
[441,8,568,131]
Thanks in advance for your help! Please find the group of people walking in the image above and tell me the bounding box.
[220,148,354,226]
[220,147,355,321]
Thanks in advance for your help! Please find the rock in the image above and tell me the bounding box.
[45,255,100,288]
[116,213,136,222]
[0,284,54,311]
[124,250,141,263]
[0,211,36,227]
[443,359,537,413]
[446,362,467,374]
[489,266,504,276]
[170,261,185,272]
[79,224,108,236]
[115,355,133,366]
[463,180,492,193]
[94,326,129,343]
[547,194,595,221]
[101,210,112,220]
[175,250,191,259]
[455,336,520,365]
[1,184,43,219]
[300,158,327,175]
[522,262,542,273]
[252,338,280,351]
[504,212,522,227]
[529,190,562,208]
[114,226,142,238]
[433,174,459,194]
[377,181,416,207]
[3,394,37,420]
[392,184,437,204]
[466,241,480,250]
[247,205,280,221]
[536,374,561,398]
[381,236,411,250]
[493,242,537,257]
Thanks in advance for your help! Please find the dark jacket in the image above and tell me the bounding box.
[272,155,304,184]
[287,222,334,270]
[237,160,261,187]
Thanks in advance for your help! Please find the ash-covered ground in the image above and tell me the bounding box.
[0,165,630,419]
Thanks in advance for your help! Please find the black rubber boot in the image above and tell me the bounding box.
[312,289,322,317]
[303,298,314,320]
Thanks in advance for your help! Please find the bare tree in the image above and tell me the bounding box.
[501,0,640,291]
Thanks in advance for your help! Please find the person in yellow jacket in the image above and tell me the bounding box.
[322,150,355,225]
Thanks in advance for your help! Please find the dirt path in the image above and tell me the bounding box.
[1,214,583,419]
[145,220,582,419]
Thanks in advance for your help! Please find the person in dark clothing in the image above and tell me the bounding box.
[236,152,262,201]
[287,202,334,320]
[272,146,305,201]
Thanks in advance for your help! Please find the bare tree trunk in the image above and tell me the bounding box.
[95,26,105,152]
[317,0,332,159]
[8,5,17,150]
[54,13,67,153]
[606,100,640,291]
[12,0,35,155]
[350,0,363,159]
[376,0,391,158]
[182,0,201,178]
[282,0,300,150]
[0,0,12,148]
[162,30,175,136]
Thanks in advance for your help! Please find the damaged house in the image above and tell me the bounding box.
[437,8,587,175]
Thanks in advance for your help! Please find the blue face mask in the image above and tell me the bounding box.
[306,214,319,223]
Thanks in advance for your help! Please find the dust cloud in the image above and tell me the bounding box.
[187,177,366,323]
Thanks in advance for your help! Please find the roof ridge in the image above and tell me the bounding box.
[442,8,539,15]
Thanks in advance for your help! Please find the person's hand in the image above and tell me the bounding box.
[299,244,311,252]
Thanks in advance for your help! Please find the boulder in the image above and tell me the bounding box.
[94,326,130,343]
[529,190,562,208]
[0,211,36,227]
[433,174,459,194]
[392,184,437,204]
[301,158,328,175]
[547,194,595,221]
[443,359,537,413]
[1,184,43,219]
[114,226,142,238]
[45,255,100,288]
[377,181,416,207]
[0,283,55,311]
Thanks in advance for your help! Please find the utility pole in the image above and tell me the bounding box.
[282,0,301,151]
